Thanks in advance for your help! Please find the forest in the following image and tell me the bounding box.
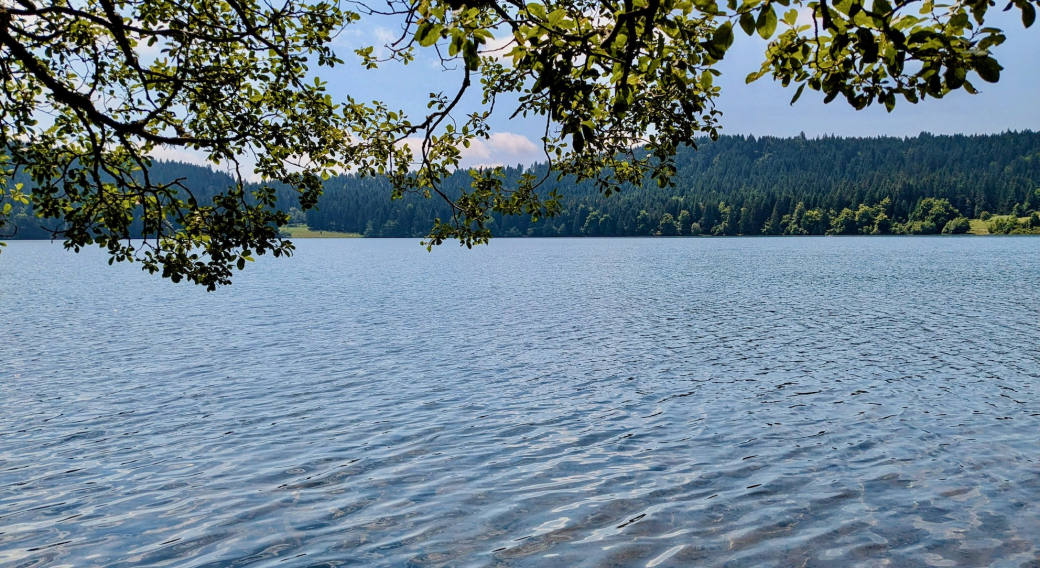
[5,131,1040,240]
[304,131,1040,238]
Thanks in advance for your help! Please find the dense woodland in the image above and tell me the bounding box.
[5,131,1040,240]
[305,131,1040,237]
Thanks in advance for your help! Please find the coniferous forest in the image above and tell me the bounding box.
[304,131,1040,237]
[6,131,1040,240]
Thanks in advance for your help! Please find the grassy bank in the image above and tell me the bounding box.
[968,215,1038,235]
[278,218,1034,238]
[968,219,991,235]
[281,225,361,238]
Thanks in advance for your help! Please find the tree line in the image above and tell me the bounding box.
[304,131,1040,237]
[4,131,1040,241]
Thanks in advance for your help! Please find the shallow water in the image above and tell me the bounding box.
[2,237,1039,568]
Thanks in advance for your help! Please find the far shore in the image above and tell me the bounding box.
[279,225,362,238]
[288,215,1037,238]
[5,217,1040,242]
[968,215,1036,235]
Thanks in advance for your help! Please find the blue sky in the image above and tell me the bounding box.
[150,13,1038,172]
[316,10,1038,169]
[712,11,1040,139]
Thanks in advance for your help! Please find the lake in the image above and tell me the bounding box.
[2,237,1039,567]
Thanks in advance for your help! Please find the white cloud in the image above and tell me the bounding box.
[149,146,212,168]
[482,33,518,61]
[149,146,263,182]
[372,26,398,45]
[149,132,542,182]
[396,132,543,169]
[332,24,406,59]
[459,132,542,169]
[487,132,539,154]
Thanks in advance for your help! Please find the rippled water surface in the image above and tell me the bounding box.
[3,237,1040,568]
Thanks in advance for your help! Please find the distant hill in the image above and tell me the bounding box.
[4,131,1040,239]
[2,160,240,240]
[306,131,1040,237]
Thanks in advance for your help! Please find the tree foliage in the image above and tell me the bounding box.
[291,131,1040,237]
[1,0,1037,286]
[0,0,358,287]
[8,132,1037,242]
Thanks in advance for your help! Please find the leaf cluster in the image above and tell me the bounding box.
[1,0,1036,285]
[0,0,361,287]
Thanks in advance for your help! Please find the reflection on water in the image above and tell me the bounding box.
[1,237,1039,567]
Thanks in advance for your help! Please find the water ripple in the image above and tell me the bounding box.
[2,237,1039,567]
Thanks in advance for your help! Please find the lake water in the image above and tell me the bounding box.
[2,237,1040,568]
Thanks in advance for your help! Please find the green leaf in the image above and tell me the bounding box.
[740,12,757,35]
[790,82,806,104]
[944,65,966,89]
[858,28,879,63]
[463,40,479,70]
[705,22,735,58]
[715,21,735,49]
[756,6,778,38]
[975,56,1003,82]
[872,0,892,15]
[448,32,462,56]
[1024,2,1036,27]
[416,22,441,47]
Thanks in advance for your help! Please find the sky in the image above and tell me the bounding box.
[315,9,1039,170]
[152,11,1039,173]
[711,11,1040,140]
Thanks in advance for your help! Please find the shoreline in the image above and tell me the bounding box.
[5,217,1040,241]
